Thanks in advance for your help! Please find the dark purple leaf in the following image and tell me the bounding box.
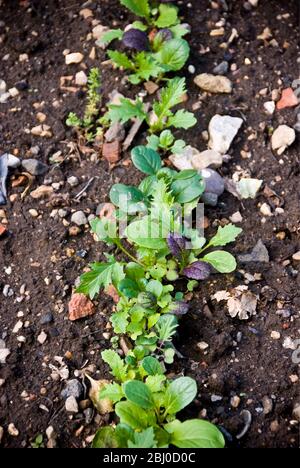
[183,261,211,280]
[170,300,189,316]
[122,29,150,51]
[167,232,187,258]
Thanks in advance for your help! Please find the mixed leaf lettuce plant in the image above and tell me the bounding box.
[77,145,242,448]
[99,1,190,84]
[102,77,196,149]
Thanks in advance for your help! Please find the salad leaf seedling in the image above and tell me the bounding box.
[93,366,225,448]
[99,1,190,84]
[77,145,242,362]
[66,68,102,141]
[102,77,196,142]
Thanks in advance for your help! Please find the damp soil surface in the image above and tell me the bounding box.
[0,0,299,449]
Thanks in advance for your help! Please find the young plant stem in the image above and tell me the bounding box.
[114,239,144,267]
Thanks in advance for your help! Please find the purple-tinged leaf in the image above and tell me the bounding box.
[183,261,211,280]
[122,29,150,51]
[167,233,187,258]
[170,300,189,316]
[156,28,173,42]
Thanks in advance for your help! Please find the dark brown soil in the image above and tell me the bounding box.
[0,0,299,449]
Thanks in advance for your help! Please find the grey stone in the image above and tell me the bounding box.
[40,312,54,325]
[61,379,83,400]
[22,159,48,176]
[201,168,225,196]
[238,240,269,263]
[213,61,229,75]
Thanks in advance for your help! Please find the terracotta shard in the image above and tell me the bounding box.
[276,88,298,110]
[102,141,121,163]
[68,293,95,321]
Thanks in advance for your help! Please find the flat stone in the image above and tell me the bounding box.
[271,125,295,155]
[37,331,47,345]
[31,124,52,138]
[75,71,88,86]
[262,396,273,415]
[71,211,87,226]
[292,251,300,261]
[208,114,243,154]
[93,24,109,41]
[22,159,48,176]
[65,396,79,413]
[194,73,232,93]
[264,101,275,115]
[169,145,194,170]
[30,185,54,199]
[67,176,79,187]
[65,52,84,65]
[0,348,10,364]
[191,149,223,171]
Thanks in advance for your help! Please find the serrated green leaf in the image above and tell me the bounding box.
[108,50,133,69]
[106,98,146,124]
[120,0,150,19]
[209,224,242,247]
[131,146,162,175]
[155,314,178,342]
[111,311,129,334]
[203,250,237,273]
[102,349,128,382]
[145,375,166,392]
[164,377,197,414]
[167,109,197,130]
[77,259,124,299]
[154,77,187,117]
[133,52,164,81]
[98,29,123,46]
[165,419,225,449]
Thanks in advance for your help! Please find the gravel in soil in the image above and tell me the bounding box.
[0,0,299,448]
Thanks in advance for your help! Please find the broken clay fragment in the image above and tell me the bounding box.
[102,141,121,163]
[68,293,95,321]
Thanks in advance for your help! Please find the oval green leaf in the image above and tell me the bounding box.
[164,376,197,414]
[202,250,237,273]
[124,380,154,409]
[131,146,162,175]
